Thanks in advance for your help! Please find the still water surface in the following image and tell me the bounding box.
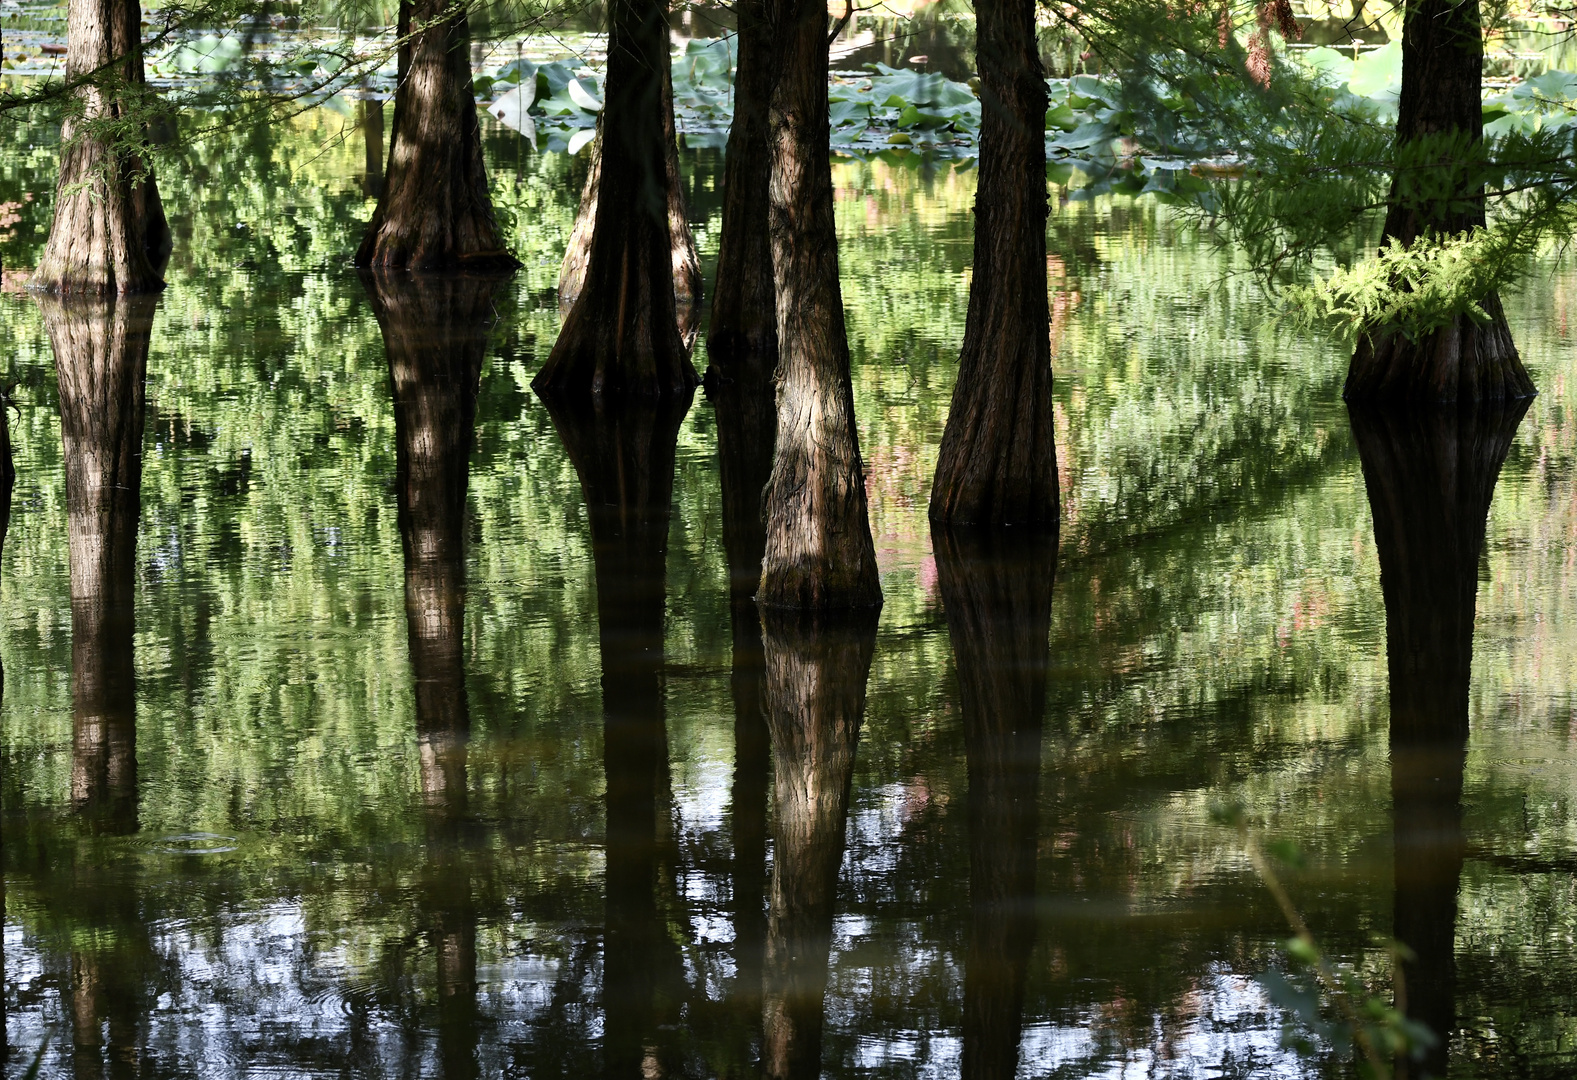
[2,112,1576,1078]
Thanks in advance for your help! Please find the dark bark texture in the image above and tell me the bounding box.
[1351,398,1528,1080]
[929,0,1057,526]
[1345,0,1535,404]
[33,0,171,296]
[355,0,516,270]
[541,390,692,1076]
[534,0,698,397]
[705,0,779,382]
[759,608,879,1080]
[43,296,153,832]
[360,95,385,200]
[757,0,881,611]
[558,79,706,351]
[934,526,1057,1080]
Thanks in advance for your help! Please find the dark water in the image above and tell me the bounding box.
[3,109,1577,1079]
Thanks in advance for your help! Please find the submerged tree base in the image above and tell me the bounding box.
[1346,294,1536,405]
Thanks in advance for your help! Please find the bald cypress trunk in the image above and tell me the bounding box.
[356,0,516,270]
[933,526,1056,1080]
[1350,399,1527,1079]
[706,0,779,384]
[558,71,705,350]
[929,0,1057,525]
[759,609,878,1080]
[757,0,880,611]
[1345,0,1535,404]
[33,0,170,295]
[534,0,698,397]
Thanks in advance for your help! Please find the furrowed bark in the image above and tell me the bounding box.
[933,526,1057,1080]
[1350,399,1528,1079]
[706,0,780,383]
[558,68,705,350]
[757,0,880,611]
[356,0,517,271]
[43,295,154,831]
[1344,0,1535,404]
[929,0,1057,526]
[534,0,698,397]
[33,0,170,296]
[759,608,878,1080]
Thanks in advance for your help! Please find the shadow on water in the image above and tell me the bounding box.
[365,269,510,1080]
[1350,399,1530,1080]
[538,387,694,1077]
[933,525,1058,1080]
[38,295,157,1079]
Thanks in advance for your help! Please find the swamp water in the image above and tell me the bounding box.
[1,111,1576,1078]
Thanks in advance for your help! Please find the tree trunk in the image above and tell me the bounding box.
[360,95,385,200]
[43,296,153,832]
[33,0,171,296]
[929,0,1057,526]
[705,0,780,384]
[757,0,881,611]
[540,390,693,1074]
[558,72,705,350]
[1350,399,1528,1079]
[933,526,1057,1080]
[534,0,698,398]
[759,608,878,1080]
[1344,0,1535,404]
[356,0,517,270]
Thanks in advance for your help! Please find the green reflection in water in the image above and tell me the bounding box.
[0,105,1575,1077]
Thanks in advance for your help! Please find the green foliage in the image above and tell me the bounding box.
[1282,223,1544,344]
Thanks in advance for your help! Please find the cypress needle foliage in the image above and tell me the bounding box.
[1054,0,1577,344]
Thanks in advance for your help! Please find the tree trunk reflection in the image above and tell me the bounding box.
[0,372,13,1063]
[43,294,156,1080]
[759,608,878,1080]
[368,271,505,1080]
[1351,400,1528,1080]
[715,366,777,1059]
[542,390,693,1076]
[934,526,1057,1080]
